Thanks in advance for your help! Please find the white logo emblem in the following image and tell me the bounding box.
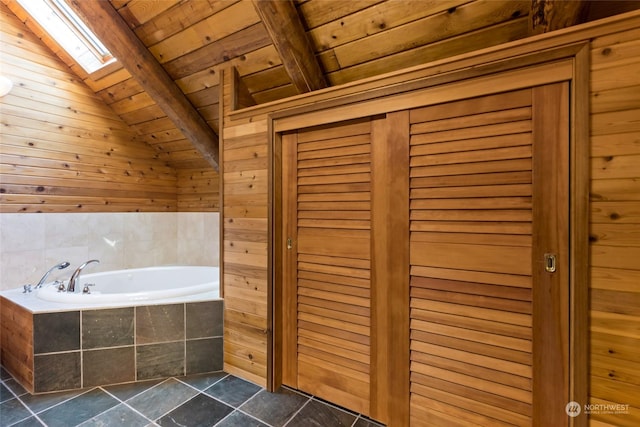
[566,401,581,417]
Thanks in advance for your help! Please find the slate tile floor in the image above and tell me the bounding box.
[0,367,385,427]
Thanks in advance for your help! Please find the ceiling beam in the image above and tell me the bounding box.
[252,0,327,93]
[530,0,590,34]
[66,0,220,171]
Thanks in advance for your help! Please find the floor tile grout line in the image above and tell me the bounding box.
[98,386,157,426]
[3,380,40,427]
[143,382,206,424]
[2,370,385,427]
[282,396,312,427]
[308,394,364,421]
[173,372,229,394]
[232,384,264,410]
[231,405,278,427]
[10,385,101,425]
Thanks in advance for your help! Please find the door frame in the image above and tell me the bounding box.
[270,44,589,426]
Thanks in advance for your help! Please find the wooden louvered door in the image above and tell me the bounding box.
[408,83,570,426]
[282,118,375,416]
[281,113,410,424]
[280,81,570,426]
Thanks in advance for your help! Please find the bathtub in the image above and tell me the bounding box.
[37,265,219,305]
[1,265,219,312]
[0,265,223,393]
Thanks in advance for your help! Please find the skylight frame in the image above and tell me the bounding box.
[16,0,116,74]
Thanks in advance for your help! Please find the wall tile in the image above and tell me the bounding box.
[123,239,157,269]
[33,311,80,353]
[34,352,81,393]
[83,347,135,387]
[0,250,45,288]
[136,304,184,344]
[45,213,88,250]
[0,214,45,252]
[186,301,223,339]
[82,307,134,349]
[0,212,219,291]
[87,213,125,271]
[136,342,185,380]
[45,246,91,280]
[186,337,223,374]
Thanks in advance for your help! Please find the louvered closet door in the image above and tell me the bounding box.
[409,84,570,426]
[282,118,373,415]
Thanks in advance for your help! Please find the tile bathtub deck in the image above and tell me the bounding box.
[0,367,385,427]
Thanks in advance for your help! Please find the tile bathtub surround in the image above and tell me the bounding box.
[0,212,220,292]
[136,304,184,344]
[33,352,81,393]
[82,307,134,349]
[33,311,80,353]
[3,300,224,394]
[0,367,387,427]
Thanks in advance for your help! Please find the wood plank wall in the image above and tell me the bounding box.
[0,5,219,213]
[177,169,220,212]
[588,26,640,427]
[221,13,640,425]
[220,68,270,386]
[0,5,176,212]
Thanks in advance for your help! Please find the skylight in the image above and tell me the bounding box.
[16,0,115,74]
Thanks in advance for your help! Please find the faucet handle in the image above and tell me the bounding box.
[23,284,32,293]
[57,281,66,292]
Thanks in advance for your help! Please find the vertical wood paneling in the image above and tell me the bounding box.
[588,27,640,427]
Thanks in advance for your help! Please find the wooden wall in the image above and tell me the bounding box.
[220,12,640,425]
[0,5,219,213]
[220,68,270,385]
[588,26,640,427]
[177,169,220,212]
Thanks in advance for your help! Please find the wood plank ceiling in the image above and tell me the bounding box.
[5,0,638,171]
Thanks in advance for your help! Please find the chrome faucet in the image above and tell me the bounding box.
[67,259,100,293]
[23,261,71,292]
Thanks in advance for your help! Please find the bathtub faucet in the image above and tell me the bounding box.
[33,261,71,289]
[67,259,100,293]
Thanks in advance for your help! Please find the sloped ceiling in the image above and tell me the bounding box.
[4,0,640,170]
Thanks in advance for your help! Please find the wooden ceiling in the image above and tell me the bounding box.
[5,0,639,171]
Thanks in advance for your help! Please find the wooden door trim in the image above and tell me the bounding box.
[273,59,574,133]
[276,132,298,388]
[370,111,410,425]
[569,44,589,427]
[532,81,571,427]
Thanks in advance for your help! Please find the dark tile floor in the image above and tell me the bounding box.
[0,367,385,427]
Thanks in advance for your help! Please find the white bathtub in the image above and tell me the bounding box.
[1,266,220,312]
[0,265,223,392]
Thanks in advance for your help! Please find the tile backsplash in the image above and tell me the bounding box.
[0,212,219,291]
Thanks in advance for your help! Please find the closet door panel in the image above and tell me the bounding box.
[409,89,536,426]
[292,118,373,416]
[409,83,570,426]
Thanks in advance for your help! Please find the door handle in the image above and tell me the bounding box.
[544,253,556,273]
